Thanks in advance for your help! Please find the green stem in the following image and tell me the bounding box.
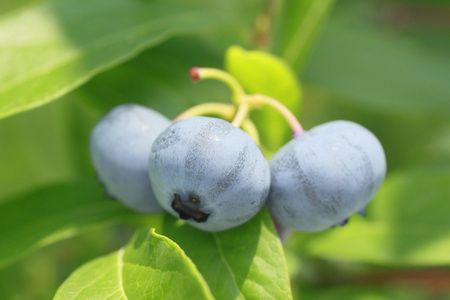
[187,67,304,138]
[244,94,304,137]
[174,103,236,121]
[231,102,250,128]
[190,67,245,103]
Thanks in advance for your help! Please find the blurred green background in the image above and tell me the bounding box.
[0,0,449,299]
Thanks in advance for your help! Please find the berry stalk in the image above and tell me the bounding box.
[174,101,261,145]
[245,94,304,137]
[174,103,235,121]
[189,67,304,138]
[231,102,250,128]
[190,67,245,103]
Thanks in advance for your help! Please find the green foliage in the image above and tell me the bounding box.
[56,210,291,300]
[0,0,449,299]
[80,37,229,119]
[272,0,336,70]
[0,99,81,200]
[55,228,215,300]
[302,2,450,116]
[160,209,292,300]
[0,181,143,269]
[0,0,220,119]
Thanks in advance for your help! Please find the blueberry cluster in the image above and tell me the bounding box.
[89,68,386,233]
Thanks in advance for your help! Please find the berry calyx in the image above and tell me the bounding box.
[171,193,210,223]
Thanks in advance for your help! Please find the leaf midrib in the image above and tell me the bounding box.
[212,233,245,299]
[117,248,128,300]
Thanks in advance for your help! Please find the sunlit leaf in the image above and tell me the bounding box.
[161,208,293,300]
[55,228,214,300]
[0,0,219,119]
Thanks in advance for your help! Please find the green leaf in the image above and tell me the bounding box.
[81,37,229,119]
[0,181,143,269]
[0,98,79,201]
[54,228,214,300]
[0,0,37,16]
[0,0,219,120]
[225,46,301,153]
[0,225,132,300]
[289,167,450,266]
[161,208,293,300]
[272,0,336,70]
[302,14,450,116]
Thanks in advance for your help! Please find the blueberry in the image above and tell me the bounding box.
[90,104,170,213]
[148,116,271,232]
[267,120,386,232]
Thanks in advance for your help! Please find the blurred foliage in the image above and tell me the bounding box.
[272,0,336,70]
[0,0,449,298]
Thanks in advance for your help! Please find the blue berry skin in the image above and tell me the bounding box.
[90,104,170,213]
[148,116,271,232]
[267,120,386,232]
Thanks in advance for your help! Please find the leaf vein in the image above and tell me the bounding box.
[117,248,128,300]
[212,233,245,299]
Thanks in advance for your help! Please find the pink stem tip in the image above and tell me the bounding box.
[293,129,304,138]
[189,67,200,82]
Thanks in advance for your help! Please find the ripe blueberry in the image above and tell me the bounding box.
[90,104,170,213]
[267,120,386,232]
[148,116,271,232]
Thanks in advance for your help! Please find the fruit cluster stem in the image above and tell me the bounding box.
[190,67,304,138]
[231,102,250,128]
[190,67,245,103]
[238,94,304,137]
[174,103,236,122]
